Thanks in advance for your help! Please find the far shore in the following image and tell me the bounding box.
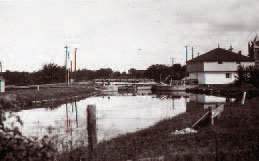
[0,82,101,112]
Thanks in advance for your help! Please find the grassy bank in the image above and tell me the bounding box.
[0,82,100,111]
[187,84,259,98]
[59,97,259,161]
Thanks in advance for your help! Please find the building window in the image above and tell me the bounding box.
[236,61,240,64]
[226,73,231,78]
[218,61,223,64]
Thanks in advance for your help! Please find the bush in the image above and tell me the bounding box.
[0,110,56,161]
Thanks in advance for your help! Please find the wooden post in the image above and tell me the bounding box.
[37,85,39,91]
[241,92,246,105]
[87,105,97,153]
[210,107,214,125]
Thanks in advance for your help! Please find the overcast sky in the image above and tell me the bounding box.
[0,0,259,72]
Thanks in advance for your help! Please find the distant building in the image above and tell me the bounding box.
[0,76,5,93]
[186,48,255,84]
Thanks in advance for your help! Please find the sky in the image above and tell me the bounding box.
[0,0,259,72]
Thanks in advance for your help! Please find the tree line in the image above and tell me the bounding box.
[1,63,186,86]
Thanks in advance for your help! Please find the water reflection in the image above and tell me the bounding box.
[187,93,235,113]
[3,91,234,152]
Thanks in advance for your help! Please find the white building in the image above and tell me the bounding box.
[186,48,255,85]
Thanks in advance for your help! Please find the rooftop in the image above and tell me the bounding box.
[187,48,253,63]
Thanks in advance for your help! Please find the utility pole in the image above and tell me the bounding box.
[74,48,77,81]
[70,61,73,73]
[0,62,2,73]
[185,46,188,65]
[74,48,77,72]
[192,47,194,59]
[64,46,68,86]
[67,51,70,87]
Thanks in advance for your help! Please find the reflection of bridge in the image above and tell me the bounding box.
[94,78,155,83]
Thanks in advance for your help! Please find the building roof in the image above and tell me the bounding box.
[0,76,5,80]
[187,48,253,63]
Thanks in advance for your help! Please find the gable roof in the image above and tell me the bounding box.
[187,48,253,63]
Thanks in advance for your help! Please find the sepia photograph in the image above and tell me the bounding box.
[0,0,258,160]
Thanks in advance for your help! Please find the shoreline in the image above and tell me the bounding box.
[58,95,258,161]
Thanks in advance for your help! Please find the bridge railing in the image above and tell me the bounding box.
[170,79,198,85]
[93,78,155,82]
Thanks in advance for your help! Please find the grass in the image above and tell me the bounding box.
[58,96,259,161]
[0,82,100,111]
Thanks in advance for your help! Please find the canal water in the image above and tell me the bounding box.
[3,90,235,152]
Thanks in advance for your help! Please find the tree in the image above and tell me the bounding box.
[39,63,66,84]
[144,64,186,82]
[234,65,259,88]
[113,71,121,78]
[96,68,113,78]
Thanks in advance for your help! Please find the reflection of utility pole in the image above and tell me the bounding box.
[66,103,68,132]
[185,46,188,64]
[75,102,78,128]
[172,98,175,110]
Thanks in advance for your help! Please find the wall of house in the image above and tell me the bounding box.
[187,61,255,84]
[189,72,205,84]
[204,72,236,84]
[204,61,255,71]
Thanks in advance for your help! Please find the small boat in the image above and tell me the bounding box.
[152,79,198,91]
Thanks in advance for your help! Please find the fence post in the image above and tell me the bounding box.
[210,106,214,125]
[87,105,97,154]
[241,91,246,105]
[37,85,40,91]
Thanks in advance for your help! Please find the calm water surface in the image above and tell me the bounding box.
[3,90,234,151]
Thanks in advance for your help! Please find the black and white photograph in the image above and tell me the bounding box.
[0,0,258,160]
